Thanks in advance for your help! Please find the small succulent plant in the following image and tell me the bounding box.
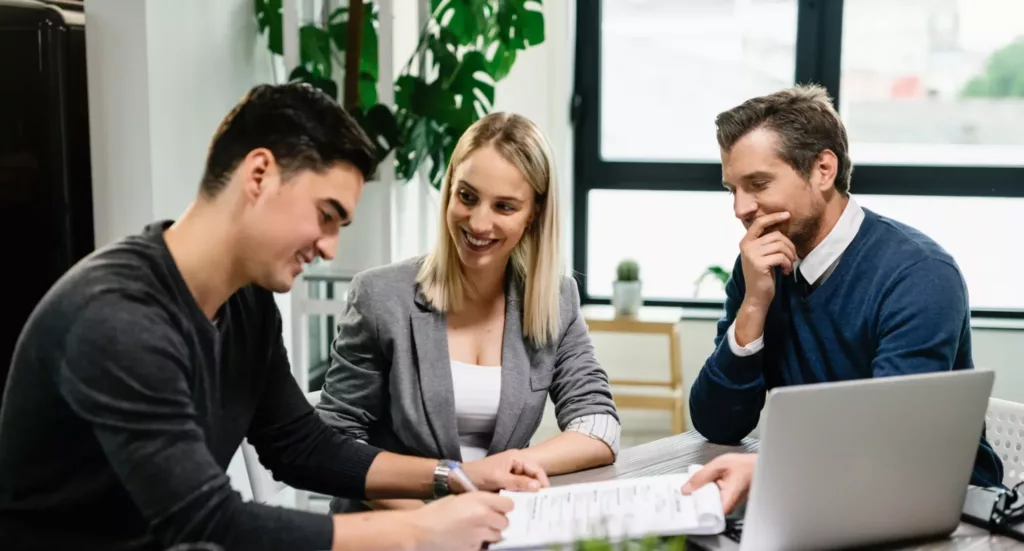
[616,259,640,282]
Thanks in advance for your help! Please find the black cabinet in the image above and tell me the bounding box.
[0,0,92,400]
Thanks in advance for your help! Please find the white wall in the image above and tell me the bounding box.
[490,1,576,269]
[86,0,275,247]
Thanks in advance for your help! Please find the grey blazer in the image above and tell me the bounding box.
[315,257,618,504]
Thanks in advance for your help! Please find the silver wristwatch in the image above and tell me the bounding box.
[433,459,457,498]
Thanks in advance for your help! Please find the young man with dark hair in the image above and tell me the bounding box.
[0,83,545,551]
[687,84,1003,488]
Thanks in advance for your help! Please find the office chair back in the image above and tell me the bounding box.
[986,397,1024,487]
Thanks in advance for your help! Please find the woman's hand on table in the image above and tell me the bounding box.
[458,450,550,493]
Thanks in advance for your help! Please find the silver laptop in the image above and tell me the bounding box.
[693,369,995,551]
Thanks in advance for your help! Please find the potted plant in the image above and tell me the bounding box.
[254,0,546,188]
[612,259,642,317]
[693,264,731,297]
[570,534,687,550]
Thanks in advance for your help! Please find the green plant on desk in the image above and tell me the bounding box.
[693,265,731,298]
[564,535,687,550]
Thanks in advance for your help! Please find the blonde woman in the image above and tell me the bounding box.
[316,112,620,512]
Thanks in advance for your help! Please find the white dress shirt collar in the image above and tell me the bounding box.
[795,196,865,286]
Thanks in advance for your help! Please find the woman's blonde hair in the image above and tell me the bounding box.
[416,112,563,347]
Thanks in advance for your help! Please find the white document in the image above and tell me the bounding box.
[491,464,725,550]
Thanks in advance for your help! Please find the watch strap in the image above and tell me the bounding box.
[433,459,457,498]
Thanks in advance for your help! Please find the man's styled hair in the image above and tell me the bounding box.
[417,112,564,347]
[199,83,377,197]
[715,84,853,194]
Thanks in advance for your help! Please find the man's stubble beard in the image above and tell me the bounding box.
[787,208,824,258]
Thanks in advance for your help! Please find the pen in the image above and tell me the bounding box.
[449,462,479,492]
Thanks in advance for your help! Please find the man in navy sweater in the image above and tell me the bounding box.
[687,84,1003,489]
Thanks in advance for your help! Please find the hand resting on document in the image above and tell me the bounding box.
[458,449,551,493]
[681,453,757,515]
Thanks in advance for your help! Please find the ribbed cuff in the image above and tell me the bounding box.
[336,442,384,500]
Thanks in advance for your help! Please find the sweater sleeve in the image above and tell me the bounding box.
[872,257,1004,487]
[59,295,336,551]
[688,256,768,444]
[245,298,383,499]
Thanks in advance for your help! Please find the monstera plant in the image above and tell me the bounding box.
[254,0,545,189]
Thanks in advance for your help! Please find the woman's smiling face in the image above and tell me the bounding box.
[446,145,536,274]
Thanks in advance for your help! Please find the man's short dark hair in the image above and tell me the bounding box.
[199,83,377,197]
[715,84,853,194]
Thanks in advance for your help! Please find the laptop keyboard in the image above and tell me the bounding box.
[724,519,744,542]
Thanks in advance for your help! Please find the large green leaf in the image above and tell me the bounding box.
[494,0,545,49]
[358,72,377,110]
[486,40,517,81]
[353,103,400,164]
[396,116,438,181]
[395,75,426,114]
[426,32,460,81]
[288,66,338,100]
[299,24,332,77]
[395,75,458,121]
[445,51,495,132]
[429,130,457,188]
[254,0,283,55]
[431,0,491,46]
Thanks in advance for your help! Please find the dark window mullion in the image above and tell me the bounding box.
[571,0,602,299]
[795,0,844,104]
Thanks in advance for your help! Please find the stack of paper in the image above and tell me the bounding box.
[491,464,725,550]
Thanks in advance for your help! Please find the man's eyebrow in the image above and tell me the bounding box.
[740,170,774,181]
[326,199,351,226]
[456,179,526,204]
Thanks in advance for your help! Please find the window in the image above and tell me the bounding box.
[586,190,741,302]
[600,0,798,162]
[839,0,1024,167]
[574,0,1024,316]
[585,191,1024,311]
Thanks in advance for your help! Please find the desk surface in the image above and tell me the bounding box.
[548,431,1024,550]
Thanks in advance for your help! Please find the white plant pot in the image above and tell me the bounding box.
[612,280,643,317]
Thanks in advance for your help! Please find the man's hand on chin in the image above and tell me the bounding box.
[681,453,757,515]
[459,450,550,493]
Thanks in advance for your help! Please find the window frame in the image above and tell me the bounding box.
[572,0,1024,319]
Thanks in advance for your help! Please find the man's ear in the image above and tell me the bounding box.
[242,148,275,202]
[815,149,839,192]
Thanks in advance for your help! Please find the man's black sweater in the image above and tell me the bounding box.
[0,221,382,550]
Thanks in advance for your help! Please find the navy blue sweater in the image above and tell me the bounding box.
[689,208,1004,488]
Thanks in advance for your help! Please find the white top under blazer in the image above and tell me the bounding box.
[450,360,620,460]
